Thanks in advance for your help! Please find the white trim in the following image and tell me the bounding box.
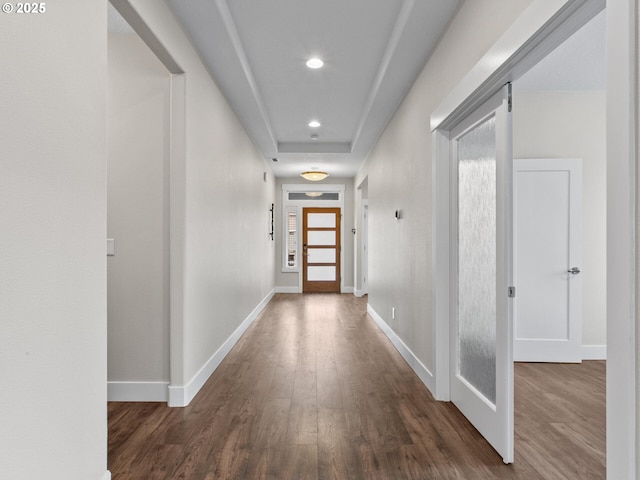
[341,286,354,294]
[354,289,367,297]
[275,286,300,294]
[168,289,275,407]
[101,472,112,480]
[107,381,169,402]
[360,202,369,296]
[433,129,450,401]
[367,304,435,395]
[606,2,637,477]
[582,345,607,361]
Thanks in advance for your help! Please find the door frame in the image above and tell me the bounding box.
[431,0,604,399]
[361,202,369,296]
[281,184,346,293]
[109,0,187,406]
[432,1,638,477]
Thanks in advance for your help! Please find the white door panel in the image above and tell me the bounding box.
[514,159,582,362]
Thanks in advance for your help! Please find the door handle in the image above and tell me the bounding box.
[568,267,581,275]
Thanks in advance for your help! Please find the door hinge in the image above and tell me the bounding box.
[507,82,513,112]
[508,286,516,298]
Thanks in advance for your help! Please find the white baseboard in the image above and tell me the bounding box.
[168,289,275,407]
[107,381,169,402]
[275,286,300,293]
[582,344,607,360]
[367,304,435,395]
[341,286,354,294]
[101,471,111,480]
[354,289,367,297]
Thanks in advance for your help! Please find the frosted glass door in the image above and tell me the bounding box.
[303,208,341,292]
[458,116,497,404]
[450,84,514,464]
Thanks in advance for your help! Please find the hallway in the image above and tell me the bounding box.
[108,294,605,479]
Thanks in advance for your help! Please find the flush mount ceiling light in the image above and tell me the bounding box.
[300,171,329,181]
[311,134,319,140]
[306,57,324,69]
[305,192,324,197]
[308,120,321,128]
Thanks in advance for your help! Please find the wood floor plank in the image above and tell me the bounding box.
[108,293,605,480]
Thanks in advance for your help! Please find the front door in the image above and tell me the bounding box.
[303,208,341,293]
[514,158,582,362]
[450,84,514,463]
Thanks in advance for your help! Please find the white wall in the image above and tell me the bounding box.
[125,0,276,401]
[275,177,355,292]
[606,1,638,476]
[513,90,606,350]
[107,34,171,394]
[0,1,108,479]
[356,0,534,382]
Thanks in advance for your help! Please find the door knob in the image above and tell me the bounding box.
[568,267,581,275]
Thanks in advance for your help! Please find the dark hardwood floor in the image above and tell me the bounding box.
[108,293,605,479]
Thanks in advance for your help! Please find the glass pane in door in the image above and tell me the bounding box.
[307,213,336,228]
[307,266,336,281]
[308,231,336,246]
[307,248,336,263]
[457,115,497,405]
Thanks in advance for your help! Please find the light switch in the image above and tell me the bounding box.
[107,239,115,256]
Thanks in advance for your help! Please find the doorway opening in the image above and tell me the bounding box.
[431,0,608,470]
[107,0,187,405]
[510,8,606,474]
[280,184,346,293]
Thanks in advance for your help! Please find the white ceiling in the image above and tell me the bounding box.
[515,9,605,92]
[164,0,462,177]
[109,2,605,178]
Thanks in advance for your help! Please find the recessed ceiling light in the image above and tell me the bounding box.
[306,58,324,69]
[308,120,321,128]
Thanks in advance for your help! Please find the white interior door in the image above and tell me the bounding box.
[450,84,514,464]
[514,158,582,362]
